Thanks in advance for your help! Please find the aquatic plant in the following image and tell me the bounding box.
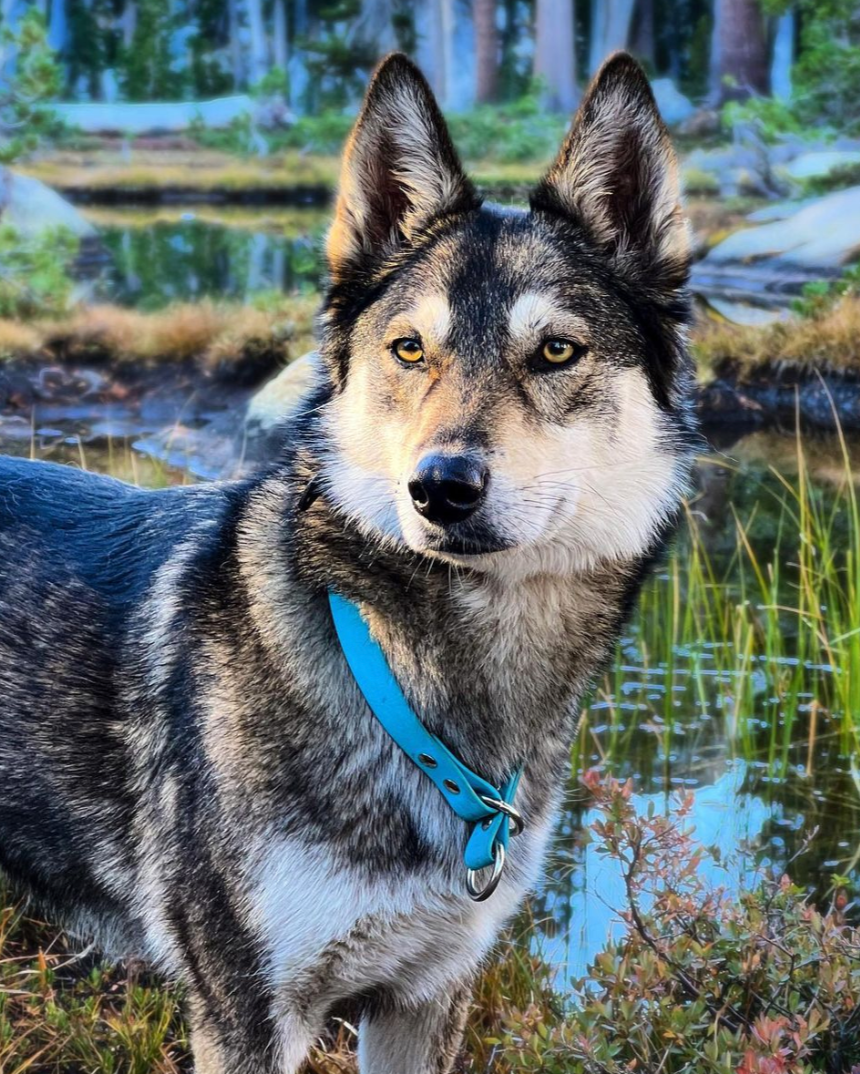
[582,418,860,769]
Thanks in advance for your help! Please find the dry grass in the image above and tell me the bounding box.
[0,296,318,367]
[23,146,547,199]
[21,148,341,194]
[691,293,860,380]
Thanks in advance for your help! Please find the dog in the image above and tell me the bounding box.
[0,51,696,1073]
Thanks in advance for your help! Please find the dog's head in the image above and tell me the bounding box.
[317,52,696,576]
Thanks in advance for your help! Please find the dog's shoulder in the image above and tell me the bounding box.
[0,455,244,600]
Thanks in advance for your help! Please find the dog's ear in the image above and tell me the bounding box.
[326,53,479,284]
[531,52,689,294]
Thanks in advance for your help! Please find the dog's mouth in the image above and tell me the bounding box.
[418,522,514,558]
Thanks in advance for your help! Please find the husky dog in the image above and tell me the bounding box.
[0,52,695,1073]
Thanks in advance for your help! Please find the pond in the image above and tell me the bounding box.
[84,206,329,308]
[82,204,792,325]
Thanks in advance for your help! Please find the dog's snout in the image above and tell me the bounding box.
[408,454,488,525]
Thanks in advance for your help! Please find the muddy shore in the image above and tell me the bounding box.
[3,351,859,442]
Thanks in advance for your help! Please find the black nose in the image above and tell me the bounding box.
[408,454,488,525]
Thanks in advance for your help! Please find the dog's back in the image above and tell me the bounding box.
[0,457,231,936]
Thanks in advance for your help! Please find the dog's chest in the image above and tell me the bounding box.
[245,820,548,1008]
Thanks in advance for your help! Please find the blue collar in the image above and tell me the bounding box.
[328,591,523,901]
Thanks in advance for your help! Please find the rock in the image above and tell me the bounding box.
[779,150,860,182]
[245,351,323,440]
[746,198,818,224]
[49,95,255,135]
[683,144,778,197]
[254,94,295,131]
[705,185,860,270]
[703,297,788,327]
[650,78,695,127]
[678,107,721,138]
[0,169,96,239]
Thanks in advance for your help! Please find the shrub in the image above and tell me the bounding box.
[188,112,259,156]
[0,9,64,164]
[0,225,78,319]
[791,262,860,319]
[484,773,860,1073]
[268,92,567,164]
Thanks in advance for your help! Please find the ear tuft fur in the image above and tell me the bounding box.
[531,51,690,294]
[327,53,480,284]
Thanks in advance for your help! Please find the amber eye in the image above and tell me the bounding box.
[541,339,583,365]
[393,338,424,364]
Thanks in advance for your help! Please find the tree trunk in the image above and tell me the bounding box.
[630,0,655,69]
[349,0,397,59]
[474,0,498,103]
[589,0,635,74]
[121,1,136,48]
[228,0,245,88]
[414,0,446,101]
[245,0,269,86]
[535,0,578,113]
[48,0,69,54]
[440,0,455,107]
[273,0,288,70]
[770,9,794,101]
[714,0,769,102]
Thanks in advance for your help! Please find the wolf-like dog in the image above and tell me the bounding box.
[0,52,696,1073]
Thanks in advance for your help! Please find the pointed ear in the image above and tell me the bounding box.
[326,53,480,284]
[531,52,690,294]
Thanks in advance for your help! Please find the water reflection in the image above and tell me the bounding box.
[85,206,328,309]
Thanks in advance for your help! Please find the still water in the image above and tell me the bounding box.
[85,206,328,307]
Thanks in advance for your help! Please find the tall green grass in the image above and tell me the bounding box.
[578,424,860,780]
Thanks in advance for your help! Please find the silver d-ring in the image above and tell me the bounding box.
[478,795,524,837]
[466,843,506,902]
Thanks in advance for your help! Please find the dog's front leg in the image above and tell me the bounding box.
[188,991,317,1074]
[358,984,471,1074]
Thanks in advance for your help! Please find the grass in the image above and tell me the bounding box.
[3,284,854,383]
[20,148,342,195]
[79,204,331,233]
[693,292,860,379]
[21,141,738,204]
[0,295,318,368]
[0,883,553,1073]
[578,418,860,773]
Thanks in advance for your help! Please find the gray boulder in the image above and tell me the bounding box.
[50,95,254,135]
[779,150,860,182]
[245,351,323,440]
[705,185,860,270]
[0,168,96,239]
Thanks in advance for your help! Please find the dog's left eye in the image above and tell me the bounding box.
[393,338,425,364]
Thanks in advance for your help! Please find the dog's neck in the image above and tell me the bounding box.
[280,457,638,786]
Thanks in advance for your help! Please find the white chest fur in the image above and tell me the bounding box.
[245,812,553,1013]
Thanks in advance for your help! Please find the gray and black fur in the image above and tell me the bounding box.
[0,52,696,1073]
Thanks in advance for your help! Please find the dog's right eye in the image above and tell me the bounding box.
[393,338,425,364]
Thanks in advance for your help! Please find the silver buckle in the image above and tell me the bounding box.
[466,797,524,901]
[478,794,524,836]
[466,842,506,902]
